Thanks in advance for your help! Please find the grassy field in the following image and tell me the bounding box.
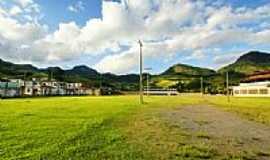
[0,96,270,159]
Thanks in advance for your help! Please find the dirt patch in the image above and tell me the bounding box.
[161,105,270,159]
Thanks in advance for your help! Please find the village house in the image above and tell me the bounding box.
[22,81,34,96]
[233,71,270,97]
[66,83,83,95]
[56,82,67,95]
[0,78,93,98]
[0,81,21,97]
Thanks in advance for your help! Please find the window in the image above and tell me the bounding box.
[234,90,240,94]
[248,89,258,94]
[240,89,247,94]
[259,89,268,94]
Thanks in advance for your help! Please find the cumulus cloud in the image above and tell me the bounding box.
[0,0,46,63]
[0,0,270,73]
[9,6,23,15]
[68,1,85,13]
[14,0,34,8]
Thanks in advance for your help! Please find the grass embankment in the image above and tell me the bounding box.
[0,96,270,159]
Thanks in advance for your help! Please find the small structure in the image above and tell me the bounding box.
[0,82,21,97]
[22,81,34,96]
[233,82,270,97]
[0,78,94,98]
[32,81,42,96]
[56,82,67,95]
[66,83,83,95]
[233,71,270,97]
[144,88,179,96]
[41,81,53,96]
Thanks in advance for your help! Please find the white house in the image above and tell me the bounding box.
[66,83,83,95]
[0,82,21,97]
[22,81,35,96]
[1,78,91,98]
[233,81,270,97]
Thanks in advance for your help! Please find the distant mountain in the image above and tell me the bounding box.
[0,59,38,77]
[149,64,216,89]
[66,65,99,76]
[218,51,270,75]
[63,65,100,82]
[0,58,138,89]
[162,63,216,76]
[1,50,270,92]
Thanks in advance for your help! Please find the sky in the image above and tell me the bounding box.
[0,0,270,74]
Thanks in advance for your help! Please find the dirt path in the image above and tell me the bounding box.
[161,105,270,159]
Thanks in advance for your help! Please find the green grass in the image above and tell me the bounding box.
[0,96,141,159]
[0,95,270,159]
[155,79,178,88]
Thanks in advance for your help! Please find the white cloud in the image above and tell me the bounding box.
[95,48,137,74]
[14,0,33,8]
[0,0,46,63]
[68,1,85,13]
[0,6,7,16]
[9,5,22,15]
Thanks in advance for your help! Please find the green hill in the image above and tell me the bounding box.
[162,63,216,76]
[0,59,39,78]
[0,58,138,89]
[152,64,216,90]
[218,51,270,75]
[0,50,270,92]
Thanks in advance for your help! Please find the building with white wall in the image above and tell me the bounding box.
[0,78,95,98]
[233,81,270,97]
[233,71,270,97]
[0,82,21,97]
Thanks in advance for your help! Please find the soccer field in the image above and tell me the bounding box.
[0,96,270,159]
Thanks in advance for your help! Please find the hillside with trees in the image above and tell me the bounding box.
[0,51,269,93]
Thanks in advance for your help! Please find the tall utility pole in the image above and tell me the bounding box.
[139,40,143,104]
[226,72,230,102]
[201,77,204,96]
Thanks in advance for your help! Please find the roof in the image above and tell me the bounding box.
[243,70,270,82]
[248,70,270,76]
[239,81,270,87]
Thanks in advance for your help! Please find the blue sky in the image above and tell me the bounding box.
[37,0,102,30]
[0,0,270,74]
[37,0,268,30]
